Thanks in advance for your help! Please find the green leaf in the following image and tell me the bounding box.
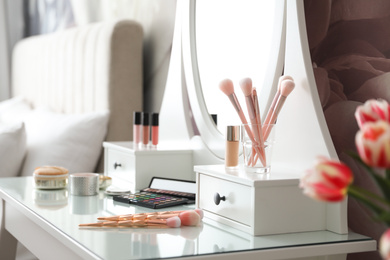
[347,151,390,201]
[348,185,388,215]
[386,169,390,180]
[376,211,390,226]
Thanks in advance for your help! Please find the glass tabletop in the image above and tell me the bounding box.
[0,177,373,260]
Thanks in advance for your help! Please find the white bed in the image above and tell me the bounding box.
[0,19,143,177]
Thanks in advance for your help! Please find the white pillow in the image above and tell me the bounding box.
[20,108,110,176]
[0,96,32,125]
[0,123,27,177]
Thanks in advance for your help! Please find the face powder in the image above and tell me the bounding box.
[33,166,69,190]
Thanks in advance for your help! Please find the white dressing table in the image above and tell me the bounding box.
[0,177,376,260]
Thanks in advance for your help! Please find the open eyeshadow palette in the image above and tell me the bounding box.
[113,177,196,209]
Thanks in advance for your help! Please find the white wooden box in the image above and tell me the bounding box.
[195,164,346,236]
[104,141,194,192]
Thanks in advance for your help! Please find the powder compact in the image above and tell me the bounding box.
[33,166,69,190]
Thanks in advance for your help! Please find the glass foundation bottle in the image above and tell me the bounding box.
[225,125,240,168]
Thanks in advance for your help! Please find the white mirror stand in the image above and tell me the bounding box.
[159,0,347,234]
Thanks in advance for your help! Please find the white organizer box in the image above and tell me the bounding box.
[195,164,347,236]
[103,141,194,192]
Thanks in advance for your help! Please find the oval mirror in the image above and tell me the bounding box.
[182,0,286,159]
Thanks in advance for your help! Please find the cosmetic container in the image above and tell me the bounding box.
[34,173,68,190]
[142,112,150,146]
[133,111,142,146]
[69,173,99,196]
[151,113,159,146]
[225,125,240,168]
[33,166,69,190]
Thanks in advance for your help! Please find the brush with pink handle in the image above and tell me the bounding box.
[79,209,203,228]
[239,78,266,166]
[263,79,295,141]
[219,79,263,165]
[263,75,294,129]
[250,87,265,165]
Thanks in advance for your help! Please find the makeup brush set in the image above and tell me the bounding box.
[219,75,295,168]
[79,209,203,228]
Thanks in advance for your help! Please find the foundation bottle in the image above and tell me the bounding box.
[225,125,240,168]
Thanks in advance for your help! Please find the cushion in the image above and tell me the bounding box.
[0,123,27,177]
[0,96,32,125]
[20,108,110,176]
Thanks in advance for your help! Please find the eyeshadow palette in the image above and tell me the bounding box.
[141,187,195,200]
[113,191,190,209]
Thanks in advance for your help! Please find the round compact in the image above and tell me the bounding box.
[69,173,99,196]
[33,166,69,190]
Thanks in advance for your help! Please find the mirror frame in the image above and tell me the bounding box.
[181,0,287,159]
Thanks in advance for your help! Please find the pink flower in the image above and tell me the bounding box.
[355,121,390,168]
[380,229,390,260]
[300,157,353,202]
[355,99,390,129]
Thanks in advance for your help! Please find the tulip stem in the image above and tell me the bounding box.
[347,151,390,201]
[348,185,389,214]
[386,169,390,180]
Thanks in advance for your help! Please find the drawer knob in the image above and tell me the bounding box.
[214,193,226,205]
[114,162,122,169]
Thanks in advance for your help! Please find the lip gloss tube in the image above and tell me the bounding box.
[142,112,150,146]
[151,113,159,146]
[133,111,142,146]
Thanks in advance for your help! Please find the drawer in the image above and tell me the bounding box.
[198,174,251,226]
[106,148,134,183]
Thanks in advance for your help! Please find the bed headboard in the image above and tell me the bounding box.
[11,19,143,172]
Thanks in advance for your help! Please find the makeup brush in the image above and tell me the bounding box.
[178,210,201,226]
[240,78,266,166]
[219,79,263,164]
[194,208,204,219]
[263,75,294,128]
[79,209,203,228]
[263,79,295,140]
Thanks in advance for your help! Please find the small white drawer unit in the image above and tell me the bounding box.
[195,164,347,236]
[104,141,194,192]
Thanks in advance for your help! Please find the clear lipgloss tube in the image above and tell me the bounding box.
[225,125,240,168]
[133,111,142,146]
[151,113,159,146]
[142,112,150,146]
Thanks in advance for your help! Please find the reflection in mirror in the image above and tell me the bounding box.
[196,0,279,134]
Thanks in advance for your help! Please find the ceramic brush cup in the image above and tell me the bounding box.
[241,124,276,174]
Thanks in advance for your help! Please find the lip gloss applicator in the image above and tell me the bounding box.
[133,111,142,146]
[142,112,150,146]
[219,79,263,165]
[151,113,159,146]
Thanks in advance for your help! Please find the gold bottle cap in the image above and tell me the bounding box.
[227,125,240,142]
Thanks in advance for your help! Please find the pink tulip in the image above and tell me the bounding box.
[380,229,390,260]
[355,121,390,168]
[300,157,353,202]
[355,99,390,129]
